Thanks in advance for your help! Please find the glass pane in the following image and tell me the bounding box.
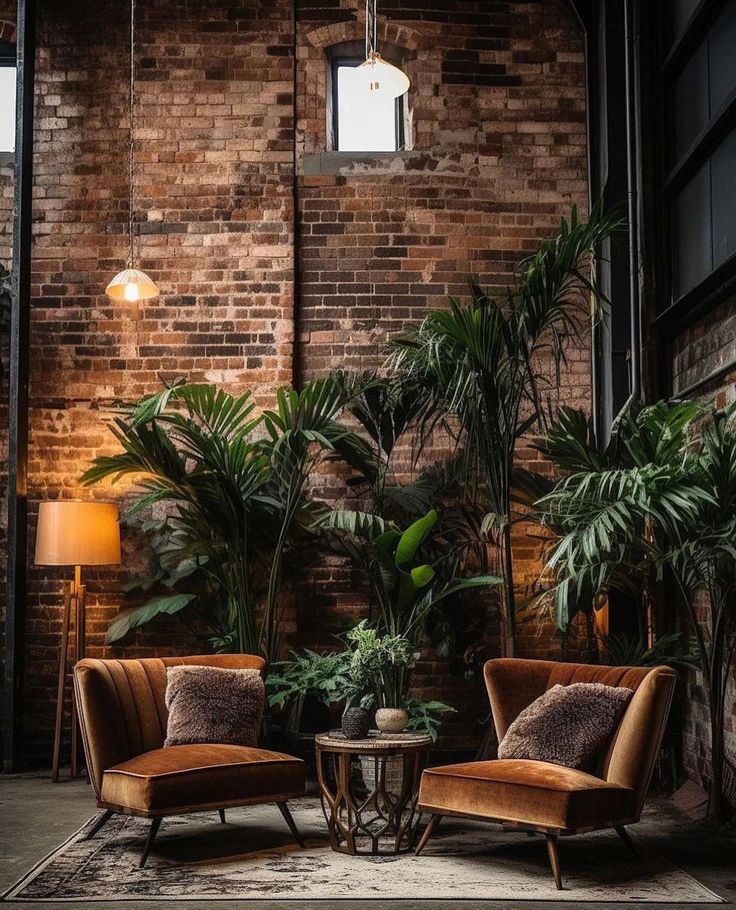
[709,1,736,114]
[672,42,709,161]
[337,65,397,152]
[672,162,712,299]
[712,128,736,269]
[0,66,16,152]
[670,0,700,45]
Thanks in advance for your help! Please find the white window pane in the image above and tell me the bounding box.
[337,65,396,152]
[0,67,16,153]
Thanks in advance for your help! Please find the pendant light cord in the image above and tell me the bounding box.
[365,0,376,59]
[128,0,135,268]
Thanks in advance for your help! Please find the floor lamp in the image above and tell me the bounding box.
[34,501,121,782]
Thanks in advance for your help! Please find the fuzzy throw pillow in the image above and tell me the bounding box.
[164,665,264,748]
[497,682,633,770]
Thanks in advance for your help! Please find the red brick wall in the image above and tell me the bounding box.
[0,0,591,768]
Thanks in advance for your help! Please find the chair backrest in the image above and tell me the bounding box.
[484,658,676,818]
[74,654,266,798]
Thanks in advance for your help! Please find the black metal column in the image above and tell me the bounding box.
[4,0,35,772]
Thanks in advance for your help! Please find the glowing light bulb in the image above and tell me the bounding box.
[104,268,160,301]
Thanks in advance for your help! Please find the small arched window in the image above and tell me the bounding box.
[0,38,16,154]
[327,41,409,153]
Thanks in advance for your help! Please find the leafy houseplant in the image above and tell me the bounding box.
[344,621,455,737]
[533,400,736,821]
[390,205,623,655]
[266,648,351,734]
[323,507,499,655]
[82,376,370,661]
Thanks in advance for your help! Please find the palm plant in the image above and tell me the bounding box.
[82,375,370,660]
[389,205,623,654]
[534,400,736,821]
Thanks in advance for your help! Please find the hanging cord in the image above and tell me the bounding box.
[365,0,376,59]
[128,0,135,268]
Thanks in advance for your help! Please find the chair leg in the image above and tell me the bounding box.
[615,824,638,856]
[218,809,227,824]
[276,802,305,848]
[139,817,162,869]
[414,814,442,856]
[84,809,114,840]
[545,834,563,891]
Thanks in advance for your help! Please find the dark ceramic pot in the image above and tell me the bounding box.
[341,706,370,740]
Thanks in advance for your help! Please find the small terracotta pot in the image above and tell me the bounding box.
[375,707,409,734]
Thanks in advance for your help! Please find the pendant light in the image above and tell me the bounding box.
[106,0,159,302]
[356,0,410,99]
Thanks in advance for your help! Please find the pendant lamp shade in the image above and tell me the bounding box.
[106,0,159,301]
[357,50,410,98]
[105,268,160,301]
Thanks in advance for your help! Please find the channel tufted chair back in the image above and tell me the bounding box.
[484,658,676,816]
[74,655,266,798]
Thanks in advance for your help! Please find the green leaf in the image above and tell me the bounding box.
[411,565,435,588]
[105,593,197,643]
[394,509,438,567]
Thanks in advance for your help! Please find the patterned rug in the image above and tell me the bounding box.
[2,798,722,903]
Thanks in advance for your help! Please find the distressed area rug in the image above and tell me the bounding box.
[3,798,722,903]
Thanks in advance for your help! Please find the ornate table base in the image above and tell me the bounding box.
[315,731,432,855]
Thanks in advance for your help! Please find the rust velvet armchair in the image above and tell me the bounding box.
[416,658,676,889]
[73,655,306,867]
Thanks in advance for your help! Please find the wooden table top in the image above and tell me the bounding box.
[315,730,433,753]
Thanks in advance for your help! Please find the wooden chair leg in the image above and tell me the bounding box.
[414,814,442,855]
[545,834,563,891]
[218,809,226,824]
[276,802,305,848]
[615,824,638,856]
[84,809,114,840]
[139,817,162,868]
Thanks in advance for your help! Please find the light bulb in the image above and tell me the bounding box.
[105,268,160,301]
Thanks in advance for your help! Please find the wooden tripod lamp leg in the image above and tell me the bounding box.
[51,584,74,783]
[70,571,85,778]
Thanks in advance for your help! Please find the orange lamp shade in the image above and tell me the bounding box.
[34,501,122,567]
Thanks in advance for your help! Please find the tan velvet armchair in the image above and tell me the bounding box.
[74,655,305,867]
[416,658,676,889]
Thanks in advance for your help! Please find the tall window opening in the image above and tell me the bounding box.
[0,38,16,154]
[328,42,409,152]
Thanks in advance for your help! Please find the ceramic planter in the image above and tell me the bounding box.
[374,707,409,734]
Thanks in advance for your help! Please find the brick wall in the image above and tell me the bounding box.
[0,0,591,768]
[670,297,736,796]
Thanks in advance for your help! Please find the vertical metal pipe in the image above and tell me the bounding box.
[4,0,35,772]
[623,0,641,400]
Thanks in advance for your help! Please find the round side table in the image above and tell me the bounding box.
[315,730,432,855]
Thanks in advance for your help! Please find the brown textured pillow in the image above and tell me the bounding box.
[164,665,264,748]
[497,682,633,770]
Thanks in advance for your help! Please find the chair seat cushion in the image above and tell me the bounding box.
[418,759,636,832]
[100,744,304,815]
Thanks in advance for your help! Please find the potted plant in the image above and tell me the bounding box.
[345,621,415,733]
[266,648,352,739]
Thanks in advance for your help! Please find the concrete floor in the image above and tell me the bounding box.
[0,774,734,910]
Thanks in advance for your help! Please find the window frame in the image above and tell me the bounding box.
[0,38,16,159]
[326,41,408,154]
[653,0,736,330]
